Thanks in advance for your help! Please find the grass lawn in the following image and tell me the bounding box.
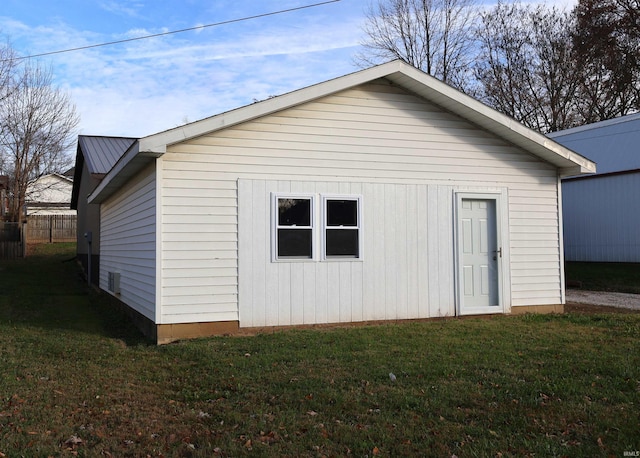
[0,244,639,457]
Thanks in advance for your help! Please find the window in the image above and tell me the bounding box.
[323,197,361,258]
[274,196,313,259]
[272,193,361,261]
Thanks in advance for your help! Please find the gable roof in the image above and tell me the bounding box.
[71,135,138,209]
[89,60,595,204]
[78,135,139,175]
[30,173,73,185]
[549,112,640,176]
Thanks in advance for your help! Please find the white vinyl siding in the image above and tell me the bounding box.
[160,79,562,325]
[100,163,156,320]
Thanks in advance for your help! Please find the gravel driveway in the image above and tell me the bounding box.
[566,289,640,311]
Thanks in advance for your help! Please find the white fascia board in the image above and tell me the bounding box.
[98,59,596,201]
[559,165,596,177]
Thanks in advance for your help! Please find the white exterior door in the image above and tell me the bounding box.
[456,195,502,315]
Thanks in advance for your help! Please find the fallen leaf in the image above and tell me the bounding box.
[307,410,318,416]
[372,446,381,455]
[63,435,84,449]
[597,437,604,448]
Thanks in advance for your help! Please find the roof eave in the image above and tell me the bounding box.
[88,141,161,204]
[383,65,596,174]
[94,60,596,199]
[559,165,596,178]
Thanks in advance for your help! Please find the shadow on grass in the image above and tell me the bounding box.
[566,261,640,294]
[0,243,148,346]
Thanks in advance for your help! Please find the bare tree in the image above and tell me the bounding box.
[0,42,19,174]
[0,60,79,221]
[474,2,581,133]
[572,0,640,123]
[0,44,16,98]
[355,0,479,91]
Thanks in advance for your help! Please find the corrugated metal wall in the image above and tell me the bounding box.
[563,171,640,262]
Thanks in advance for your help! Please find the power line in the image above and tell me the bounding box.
[9,0,341,61]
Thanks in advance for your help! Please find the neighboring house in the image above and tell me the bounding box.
[0,176,8,218]
[71,136,138,284]
[25,173,75,216]
[78,60,594,343]
[550,113,640,262]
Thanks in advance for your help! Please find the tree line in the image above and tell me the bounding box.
[0,44,78,222]
[356,0,640,133]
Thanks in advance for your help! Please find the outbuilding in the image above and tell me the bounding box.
[71,135,138,284]
[550,113,640,262]
[81,60,595,343]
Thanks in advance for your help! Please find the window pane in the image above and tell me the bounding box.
[278,198,311,226]
[278,229,312,257]
[326,200,357,226]
[326,229,358,257]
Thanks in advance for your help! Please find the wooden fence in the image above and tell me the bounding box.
[0,222,25,259]
[26,215,77,243]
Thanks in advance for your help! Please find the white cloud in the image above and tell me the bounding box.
[1,2,368,137]
[97,1,146,19]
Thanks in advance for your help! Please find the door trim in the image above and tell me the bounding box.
[454,190,508,316]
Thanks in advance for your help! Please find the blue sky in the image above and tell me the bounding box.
[1,0,364,137]
[1,0,574,138]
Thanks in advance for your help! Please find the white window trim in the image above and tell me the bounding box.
[271,192,316,262]
[271,193,363,263]
[321,194,363,261]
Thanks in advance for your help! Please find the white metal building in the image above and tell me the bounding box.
[550,113,640,262]
[81,61,594,343]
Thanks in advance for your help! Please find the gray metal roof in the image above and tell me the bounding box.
[549,113,640,175]
[78,135,138,174]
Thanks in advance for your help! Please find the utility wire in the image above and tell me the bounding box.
[9,0,341,61]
